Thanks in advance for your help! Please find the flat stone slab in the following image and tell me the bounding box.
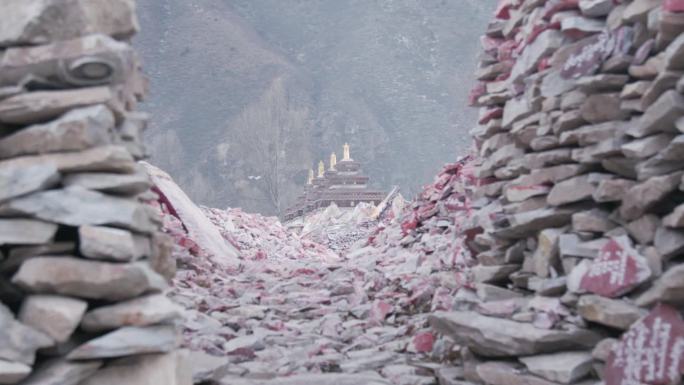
[18,295,87,343]
[63,170,151,195]
[12,257,166,301]
[78,352,191,385]
[0,87,113,125]
[0,303,53,365]
[81,294,181,332]
[577,294,646,330]
[0,163,59,203]
[0,219,58,246]
[0,359,31,384]
[67,325,177,360]
[18,358,102,385]
[0,145,136,174]
[519,351,593,384]
[79,225,150,262]
[429,311,600,357]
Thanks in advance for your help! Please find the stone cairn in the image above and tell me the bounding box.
[429,1,684,385]
[0,1,189,384]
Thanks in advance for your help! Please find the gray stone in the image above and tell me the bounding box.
[561,16,605,35]
[572,209,615,233]
[79,225,150,262]
[664,203,684,227]
[553,109,585,133]
[0,359,31,384]
[475,284,523,302]
[524,149,573,169]
[0,105,114,159]
[623,0,662,23]
[533,228,564,278]
[67,325,176,360]
[620,80,652,99]
[502,97,535,130]
[81,294,181,332]
[628,90,684,138]
[0,87,113,125]
[475,361,557,385]
[661,135,684,160]
[580,0,615,17]
[18,295,87,343]
[519,351,593,384]
[626,214,660,244]
[0,219,59,248]
[548,173,613,206]
[0,34,135,88]
[429,311,600,357]
[513,164,589,187]
[509,30,564,84]
[635,155,683,180]
[494,208,573,239]
[471,265,520,284]
[0,164,59,203]
[532,277,568,296]
[0,145,136,174]
[664,33,684,70]
[579,93,628,124]
[577,295,646,330]
[621,134,675,159]
[0,303,53,365]
[12,257,167,301]
[5,186,158,233]
[79,351,192,385]
[18,359,102,385]
[640,71,684,109]
[530,136,559,151]
[601,157,638,179]
[636,264,684,306]
[592,338,618,361]
[504,184,550,203]
[63,170,151,196]
[3,243,74,273]
[560,121,627,146]
[619,172,682,220]
[576,74,627,93]
[0,0,138,46]
[654,226,684,260]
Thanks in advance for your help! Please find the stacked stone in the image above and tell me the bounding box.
[430,1,684,385]
[0,1,189,384]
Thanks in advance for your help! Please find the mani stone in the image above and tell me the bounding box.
[79,225,150,262]
[0,105,114,159]
[81,294,181,332]
[548,173,613,206]
[636,264,684,306]
[0,0,138,47]
[18,359,102,385]
[67,325,177,360]
[628,90,684,138]
[0,163,59,203]
[0,303,53,365]
[619,172,682,221]
[5,186,158,233]
[429,311,600,357]
[0,359,31,384]
[0,219,57,246]
[0,87,113,125]
[0,145,136,174]
[577,295,646,330]
[519,351,593,384]
[18,295,87,343]
[63,170,151,195]
[12,257,167,301]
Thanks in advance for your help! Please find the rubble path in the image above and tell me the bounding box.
[150,160,478,385]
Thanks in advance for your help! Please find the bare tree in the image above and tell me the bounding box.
[227,77,311,215]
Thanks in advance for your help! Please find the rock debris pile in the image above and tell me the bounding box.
[0,1,188,384]
[448,1,684,385]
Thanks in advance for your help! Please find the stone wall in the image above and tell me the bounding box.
[0,1,189,384]
[430,1,684,385]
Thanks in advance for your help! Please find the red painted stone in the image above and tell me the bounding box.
[606,304,684,385]
[478,107,504,125]
[664,0,684,13]
[579,237,651,298]
[368,300,392,325]
[412,332,435,353]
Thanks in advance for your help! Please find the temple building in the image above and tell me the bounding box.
[283,144,386,222]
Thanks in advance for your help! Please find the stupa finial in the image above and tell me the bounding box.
[318,160,325,178]
[307,169,314,185]
[343,143,351,161]
[330,152,337,170]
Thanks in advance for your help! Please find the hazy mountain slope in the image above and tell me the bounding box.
[135,0,496,215]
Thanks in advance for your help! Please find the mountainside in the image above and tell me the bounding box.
[134,0,496,214]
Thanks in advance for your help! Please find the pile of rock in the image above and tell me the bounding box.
[428,1,684,385]
[0,1,188,384]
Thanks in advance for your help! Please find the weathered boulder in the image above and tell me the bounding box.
[12,257,166,301]
[429,311,600,357]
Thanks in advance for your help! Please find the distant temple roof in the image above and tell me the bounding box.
[283,143,386,222]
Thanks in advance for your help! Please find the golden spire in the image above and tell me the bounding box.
[330,152,337,170]
[307,169,314,185]
[318,160,325,178]
[343,143,351,161]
